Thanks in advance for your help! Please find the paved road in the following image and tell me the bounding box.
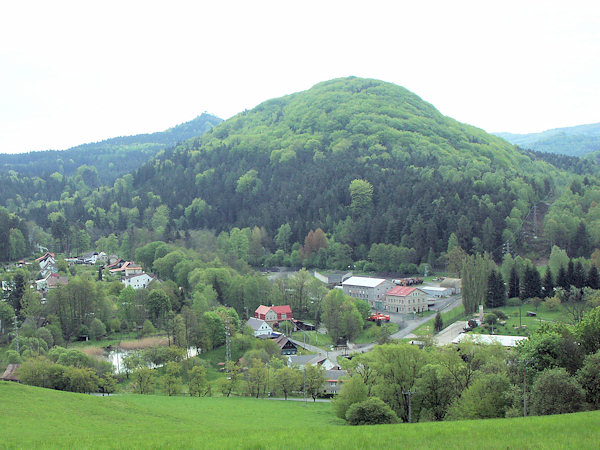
[290,294,463,359]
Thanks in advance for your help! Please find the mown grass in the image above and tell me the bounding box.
[412,305,466,337]
[2,382,600,449]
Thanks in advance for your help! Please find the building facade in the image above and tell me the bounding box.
[384,286,428,313]
[342,276,393,310]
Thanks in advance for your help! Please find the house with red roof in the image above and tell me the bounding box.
[384,286,428,314]
[254,304,293,326]
[109,261,143,277]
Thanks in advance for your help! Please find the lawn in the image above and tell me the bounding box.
[472,303,572,336]
[2,382,600,449]
[412,305,466,337]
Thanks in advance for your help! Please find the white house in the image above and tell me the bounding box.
[122,273,155,290]
[246,317,273,337]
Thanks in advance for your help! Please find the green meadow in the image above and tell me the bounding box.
[2,381,600,449]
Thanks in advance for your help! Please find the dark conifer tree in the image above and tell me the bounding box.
[520,265,541,300]
[567,260,575,288]
[434,311,444,332]
[508,266,520,299]
[486,269,506,308]
[542,267,554,298]
[573,261,586,288]
[556,265,570,291]
[8,273,25,317]
[587,265,600,290]
[572,221,590,258]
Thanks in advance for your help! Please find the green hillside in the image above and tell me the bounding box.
[117,77,558,260]
[496,123,600,157]
[1,382,599,449]
[0,113,222,184]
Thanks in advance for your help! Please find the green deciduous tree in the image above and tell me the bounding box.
[531,368,586,415]
[332,374,367,419]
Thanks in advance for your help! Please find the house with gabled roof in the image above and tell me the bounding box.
[254,305,293,326]
[109,261,143,277]
[246,317,273,337]
[275,334,297,355]
[122,273,156,290]
[384,285,428,314]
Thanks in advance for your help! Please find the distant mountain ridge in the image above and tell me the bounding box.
[495,122,600,157]
[0,113,222,183]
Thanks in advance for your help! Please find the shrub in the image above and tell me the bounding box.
[90,318,107,340]
[467,319,478,329]
[332,375,367,419]
[491,310,508,320]
[346,397,398,425]
[531,368,586,415]
[142,319,155,336]
[545,297,561,311]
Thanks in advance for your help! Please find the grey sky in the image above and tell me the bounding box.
[1,0,599,154]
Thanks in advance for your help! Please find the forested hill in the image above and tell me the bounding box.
[0,113,222,184]
[496,123,600,157]
[80,76,562,262]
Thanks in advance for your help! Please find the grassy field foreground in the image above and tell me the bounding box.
[2,382,600,449]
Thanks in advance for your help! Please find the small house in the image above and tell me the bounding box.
[254,305,293,326]
[275,335,297,355]
[246,317,273,337]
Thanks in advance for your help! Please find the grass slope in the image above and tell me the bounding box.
[2,382,599,449]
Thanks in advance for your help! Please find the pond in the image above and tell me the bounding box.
[105,347,199,373]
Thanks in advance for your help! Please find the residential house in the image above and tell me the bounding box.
[79,251,99,265]
[254,305,293,326]
[384,286,428,314]
[275,334,297,355]
[287,354,338,370]
[35,272,67,291]
[342,276,394,310]
[323,369,347,395]
[109,261,143,277]
[122,273,156,290]
[246,317,274,337]
[35,252,55,265]
[106,258,125,270]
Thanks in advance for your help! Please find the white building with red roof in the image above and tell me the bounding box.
[254,304,293,325]
[384,286,428,314]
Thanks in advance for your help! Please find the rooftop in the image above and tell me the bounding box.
[386,286,418,297]
[342,276,387,288]
[452,333,528,347]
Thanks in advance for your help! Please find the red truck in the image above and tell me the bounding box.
[368,313,390,323]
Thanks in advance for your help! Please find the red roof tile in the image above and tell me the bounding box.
[386,286,417,297]
[271,305,292,315]
[255,305,271,316]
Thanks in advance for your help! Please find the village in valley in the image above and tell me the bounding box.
[2,244,532,399]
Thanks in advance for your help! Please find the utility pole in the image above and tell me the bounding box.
[403,389,416,423]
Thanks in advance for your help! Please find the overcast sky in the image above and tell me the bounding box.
[1,0,599,154]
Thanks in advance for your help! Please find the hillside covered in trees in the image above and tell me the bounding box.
[3,77,600,268]
[496,122,600,158]
[0,113,222,184]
